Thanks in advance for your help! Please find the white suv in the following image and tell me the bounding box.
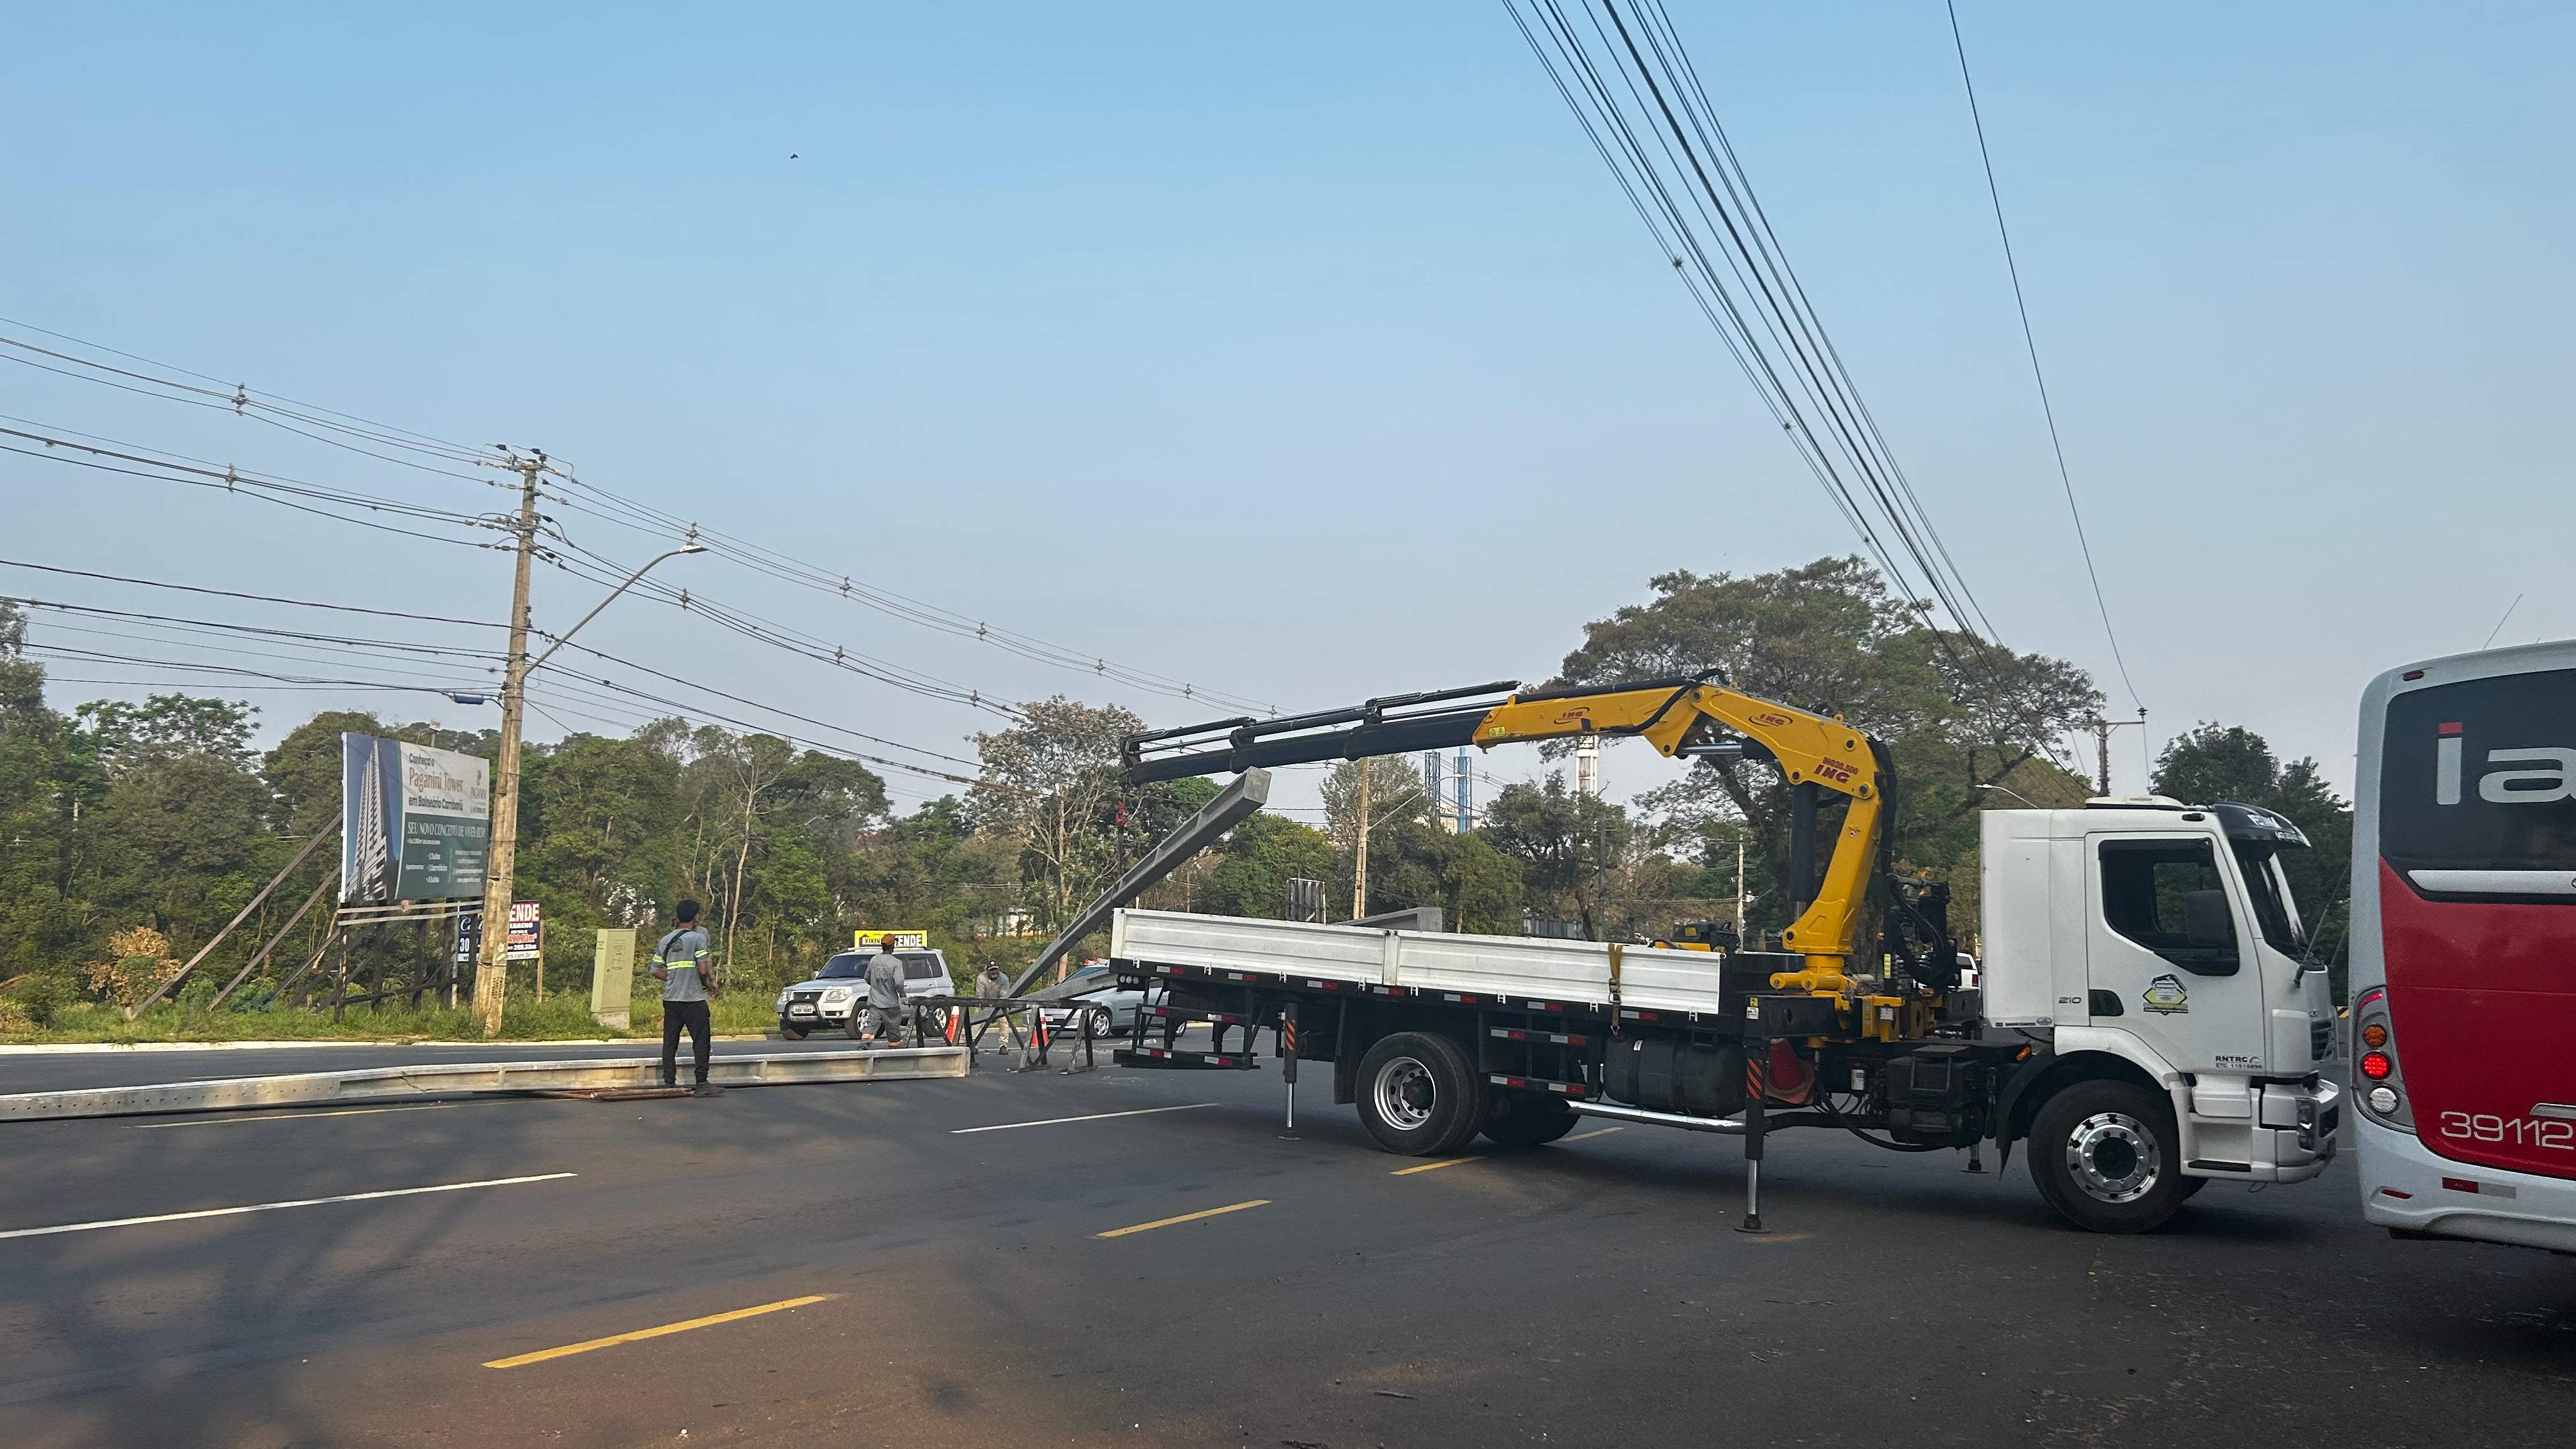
[776,949,953,1039]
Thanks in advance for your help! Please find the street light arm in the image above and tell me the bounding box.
[525,544,704,675]
[1975,783,2042,809]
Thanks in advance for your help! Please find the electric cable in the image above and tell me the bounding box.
[1942,0,2142,714]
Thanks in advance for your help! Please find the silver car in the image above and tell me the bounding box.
[1029,963,1157,1036]
[776,949,953,1039]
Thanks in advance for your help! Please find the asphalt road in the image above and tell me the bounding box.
[1,1051,2569,1448]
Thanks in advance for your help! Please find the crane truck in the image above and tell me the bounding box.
[1107,672,2341,1234]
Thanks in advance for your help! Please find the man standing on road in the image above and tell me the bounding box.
[652,900,718,1092]
[862,937,908,1046]
[974,962,1023,1050]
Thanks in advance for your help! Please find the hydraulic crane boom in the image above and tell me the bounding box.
[1121,671,1890,975]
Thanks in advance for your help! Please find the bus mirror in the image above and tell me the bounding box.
[2184,890,2234,948]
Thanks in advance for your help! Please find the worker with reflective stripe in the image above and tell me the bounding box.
[652,900,718,1091]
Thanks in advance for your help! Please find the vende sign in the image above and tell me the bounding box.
[456,901,544,963]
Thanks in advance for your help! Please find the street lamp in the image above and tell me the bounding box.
[470,542,706,1037]
[1975,783,2042,809]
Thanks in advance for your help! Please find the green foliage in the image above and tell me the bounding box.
[1559,556,2098,939]
[1190,811,1337,919]
[971,696,1149,933]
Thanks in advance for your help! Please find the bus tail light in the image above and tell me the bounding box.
[2353,986,2414,1133]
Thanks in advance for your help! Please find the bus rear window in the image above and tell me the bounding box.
[2380,668,2576,873]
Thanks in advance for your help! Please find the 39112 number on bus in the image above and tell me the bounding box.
[2439,1112,2576,1151]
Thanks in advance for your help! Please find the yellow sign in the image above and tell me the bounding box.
[854,929,929,951]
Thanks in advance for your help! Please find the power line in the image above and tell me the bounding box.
[1942,0,2142,714]
[3,317,1277,717]
[0,556,503,627]
[11,578,991,780]
[542,470,1280,715]
[539,540,1023,720]
[6,597,504,660]
[20,644,483,698]
[1505,1,1994,663]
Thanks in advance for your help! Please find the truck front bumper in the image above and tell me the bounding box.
[2358,1119,2576,1254]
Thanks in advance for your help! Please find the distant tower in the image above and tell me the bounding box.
[1574,735,1601,800]
[1422,751,1449,831]
[1453,747,1475,832]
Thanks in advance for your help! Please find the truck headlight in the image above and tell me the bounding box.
[775,991,791,1009]
[821,988,855,1005]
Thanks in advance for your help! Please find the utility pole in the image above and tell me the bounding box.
[2082,710,2149,798]
[1352,762,1370,919]
[472,454,543,1038]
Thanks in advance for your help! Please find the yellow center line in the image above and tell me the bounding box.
[1094,1199,1269,1238]
[1564,1126,1624,1142]
[1391,1157,1478,1176]
[484,1294,835,1369]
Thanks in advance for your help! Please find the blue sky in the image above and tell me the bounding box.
[4,2,2568,814]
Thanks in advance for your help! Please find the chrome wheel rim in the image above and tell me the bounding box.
[2065,1110,2161,1203]
[1374,1056,1438,1132]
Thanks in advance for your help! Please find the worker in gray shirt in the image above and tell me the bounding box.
[651,900,718,1091]
[862,938,908,1046]
[974,962,1023,1050]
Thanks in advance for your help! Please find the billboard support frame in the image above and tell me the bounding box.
[123,824,341,1020]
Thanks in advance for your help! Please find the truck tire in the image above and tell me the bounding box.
[1356,1032,1481,1156]
[1481,1092,1578,1147]
[2028,1079,2190,1233]
[779,1021,809,1041]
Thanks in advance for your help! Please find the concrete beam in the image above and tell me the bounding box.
[1013,767,1272,995]
[0,1047,968,1123]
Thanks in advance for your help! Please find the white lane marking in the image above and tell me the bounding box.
[951,1103,1219,1135]
[128,1104,457,1130]
[0,1172,576,1241]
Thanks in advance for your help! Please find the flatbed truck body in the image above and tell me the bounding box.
[1107,799,2341,1234]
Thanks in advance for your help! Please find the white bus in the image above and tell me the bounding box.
[2352,641,2576,1252]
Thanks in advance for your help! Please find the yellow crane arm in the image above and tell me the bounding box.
[1467,680,1880,969]
[1121,673,1887,974]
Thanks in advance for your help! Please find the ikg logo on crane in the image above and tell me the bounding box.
[2434,721,2576,805]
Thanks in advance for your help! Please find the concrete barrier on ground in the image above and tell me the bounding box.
[0,1046,970,1123]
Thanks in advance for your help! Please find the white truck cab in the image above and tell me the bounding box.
[1981,799,2340,1189]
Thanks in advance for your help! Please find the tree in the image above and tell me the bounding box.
[1321,756,1430,916]
[971,697,1144,934]
[75,694,256,777]
[2152,722,2354,990]
[1192,811,1337,920]
[1481,774,1633,939]
[1556,557,2097,938]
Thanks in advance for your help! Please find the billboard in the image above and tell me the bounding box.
[342,733,490,904]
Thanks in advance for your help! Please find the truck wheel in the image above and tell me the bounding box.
[1481,1093,1577,1147]
[1356,1032,1480,1156]
[2028,1080,2189,1234]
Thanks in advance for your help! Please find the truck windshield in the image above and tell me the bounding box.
[816,953,867,979]
[2232,844,2310,956]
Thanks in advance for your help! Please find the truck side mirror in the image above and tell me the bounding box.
[2183,889,2234,949]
